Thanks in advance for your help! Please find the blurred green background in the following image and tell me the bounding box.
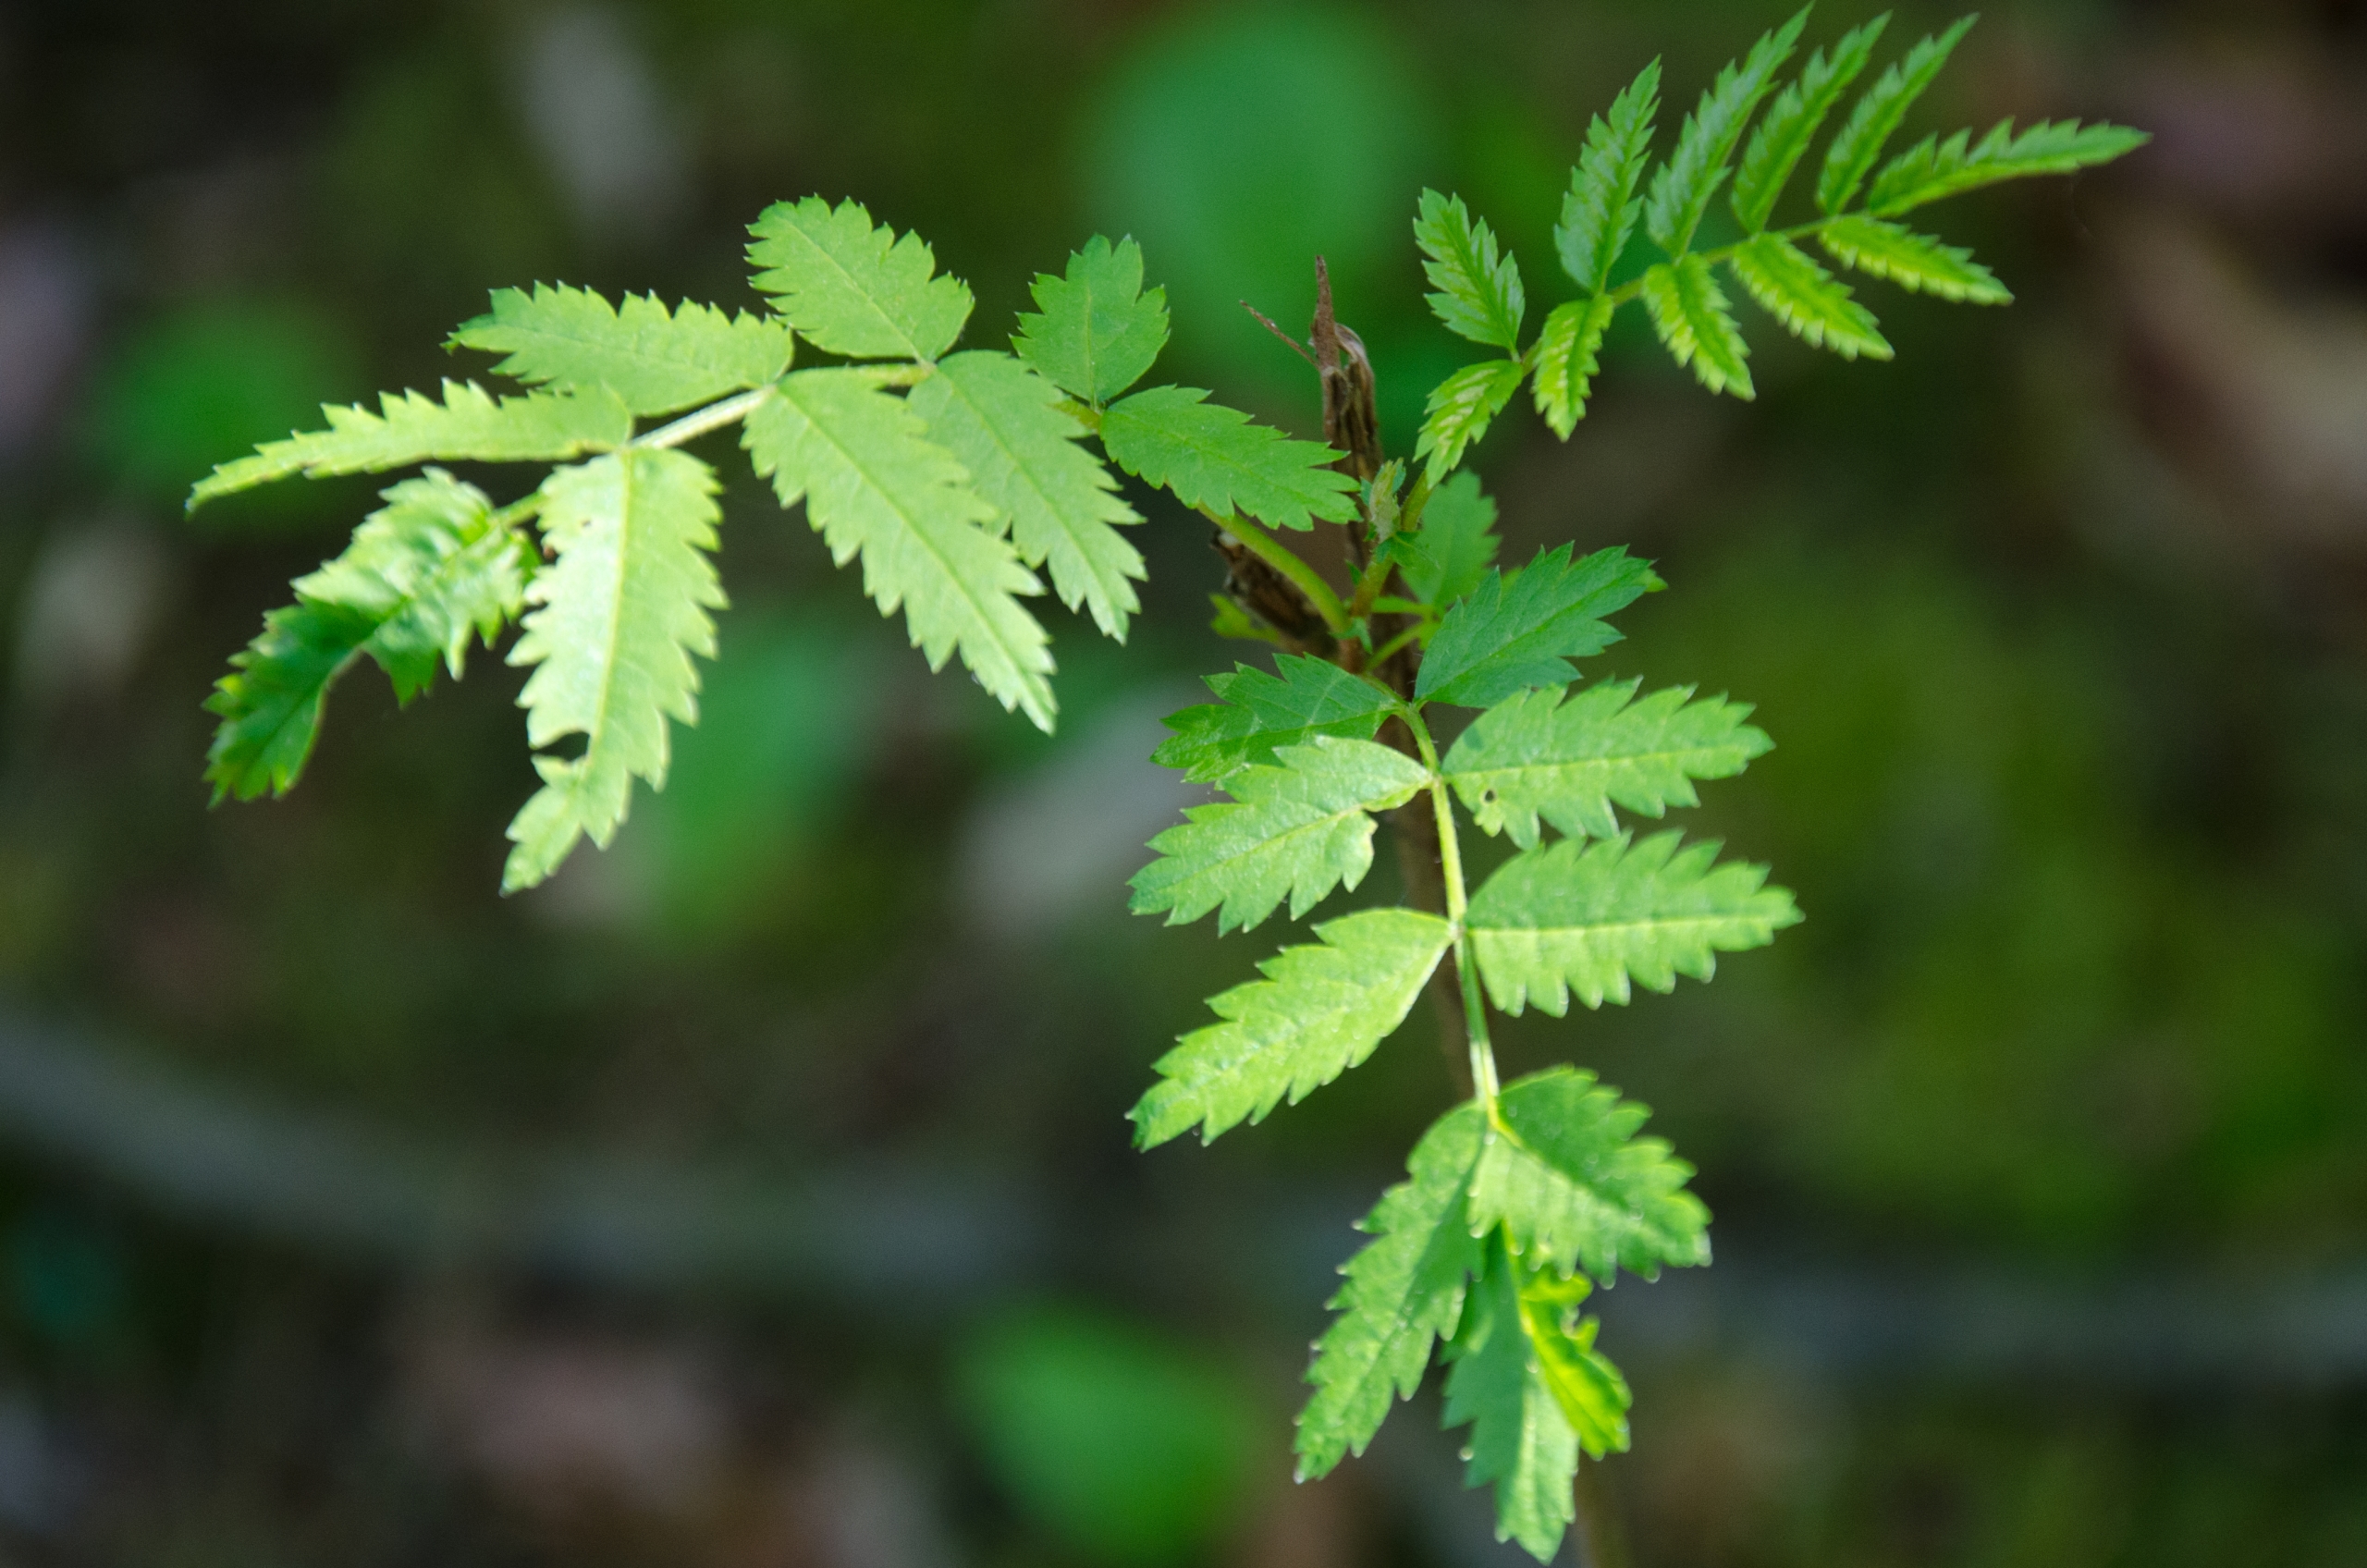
[1,0,2364,1563]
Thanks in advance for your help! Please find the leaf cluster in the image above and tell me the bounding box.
[195,213,1359,891]
[1121,20,2139,1539]
[1395,7,2143,473]
[1133,543,1797,1557]
[188,15,2145,1558]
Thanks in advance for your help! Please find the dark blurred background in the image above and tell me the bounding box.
[1,0,2364,1562]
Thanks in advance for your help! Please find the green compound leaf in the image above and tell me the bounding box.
[1012,234,1171,405]
[1442,680,1772,849]
[1397,472,1500,610]
[1530,297,1614,440]
[1640,254,1755,399]
[1642,6,1808,257]
[205,471,529,802]
[1866,117,2151,215]
[1466,831,1801,1015]
[1152,655,1397,783]
[448,283,794,417]
[1730,15,1889,232]
[1468,1067,1711,1284]
[1417,545,1659,711]
[1099,386,1358,532]
[1817,16,1979,214]
[746,195,975,361]
[907,349,1145,641]
[1130,907,1452,1148]
[745,368,1056,731]
[1296,1103,1487,1480]
[1727,233,1893,361]
[189,381,632,510]
[1818,214,2011,304]
[1556,59,1662,295]
[1130,738,1430,934]
[1444,1239,1628,1562]
[503,449,727,893]
[1414,360,1525,484]
[1414,190,1526,352]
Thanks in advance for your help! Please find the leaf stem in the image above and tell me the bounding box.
[1196,507,1350,632]
[487,493,543,532]
[1396,469,1438,534]
[1401,703,1501,1111]
[1599,215,1838,308]
[1368,622,1428,668]
[630,386,772,451]
[1346,549,1397,620]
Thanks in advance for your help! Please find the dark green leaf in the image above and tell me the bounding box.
[1441,1241,1582,1562]
[1417,545,1660,710]
[1397,472,1500,609]
[1153,655,1397,783]
[1098,386,1358,532]
[205,471,529,801]
[1012,235,1171,405]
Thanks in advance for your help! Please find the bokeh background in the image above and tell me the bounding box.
[1,0,2364,1563]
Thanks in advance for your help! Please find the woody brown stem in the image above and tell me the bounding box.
[1284,268,1626,1561]
[1302,259,1472,1093]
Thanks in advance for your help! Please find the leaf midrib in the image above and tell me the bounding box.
[1113,393,1347,521]
[1449,741,1748,790]
[1471,912,1777,941]
[1149,798,1380,909]
[576,453,639,791]
[936,363,1137,625]
[497,303,768,402]
[767,214,924,360]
